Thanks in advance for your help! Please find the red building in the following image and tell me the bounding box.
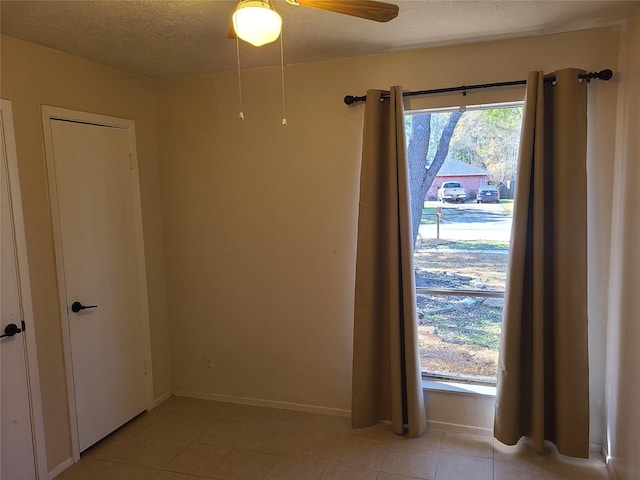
[426,158,489,200]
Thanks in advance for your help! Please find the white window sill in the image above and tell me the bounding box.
[422,379,496,397]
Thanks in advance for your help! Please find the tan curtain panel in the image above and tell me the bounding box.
[494,69,590,458]
[352,87,427,437]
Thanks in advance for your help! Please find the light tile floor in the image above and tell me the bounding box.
[55,396,611,480]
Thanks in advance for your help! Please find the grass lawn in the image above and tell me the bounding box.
[414,201,515,380]
[415,236,509,380]
[421,204,465,224]
[419,238,510,251]
[500,199,514,214]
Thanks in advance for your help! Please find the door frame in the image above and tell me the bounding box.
[41,106,153,461]
[1,99,49,478]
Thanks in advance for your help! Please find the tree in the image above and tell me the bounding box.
[450,107,522,189]
[407,111,463,246]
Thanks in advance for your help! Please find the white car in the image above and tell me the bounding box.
[437,182,467,203]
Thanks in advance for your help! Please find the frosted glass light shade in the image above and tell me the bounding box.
[232,1,282,47]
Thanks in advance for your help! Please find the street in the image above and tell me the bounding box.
[418,201,513,242]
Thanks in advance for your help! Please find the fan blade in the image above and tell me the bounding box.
[296,0,399,22]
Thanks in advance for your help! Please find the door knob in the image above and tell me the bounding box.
[71,301,98,313]
[0,323,22,338]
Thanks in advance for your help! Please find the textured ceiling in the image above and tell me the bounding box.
[1,0,637,79]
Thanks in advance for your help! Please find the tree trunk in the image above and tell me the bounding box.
[407,111,463,247]
[408,114,431,244]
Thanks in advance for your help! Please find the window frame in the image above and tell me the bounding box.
[407,101,524,386]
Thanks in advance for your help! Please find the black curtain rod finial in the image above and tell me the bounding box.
[583,69,613,81]
[344,95,366,105]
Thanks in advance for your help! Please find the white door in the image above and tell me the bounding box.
[1,100,46,479]
[43,108,152,455]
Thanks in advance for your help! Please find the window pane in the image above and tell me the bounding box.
[415,208,510,292]
[417,293,503,381]
[406,103,522,383]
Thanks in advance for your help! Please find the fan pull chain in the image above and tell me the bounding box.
[280,30,287,126]
[236,35,245,120]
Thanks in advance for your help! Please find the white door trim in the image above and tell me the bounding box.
[41,106,153,462]
[1,99,49,479]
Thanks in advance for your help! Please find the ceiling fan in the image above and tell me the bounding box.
[228,0,400,46]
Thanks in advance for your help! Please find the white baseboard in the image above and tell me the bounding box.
[172,390,351,417]
[153,390,172,408]
[602,445,618,480]
[48,392,170,478]
[427,419,493,437]
[48,457,73,479]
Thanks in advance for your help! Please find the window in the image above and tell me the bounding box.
[405,103,523,384]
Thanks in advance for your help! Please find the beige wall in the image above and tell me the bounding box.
[0,35,172,471]
[606,5,640,480]
[156,27,621,440]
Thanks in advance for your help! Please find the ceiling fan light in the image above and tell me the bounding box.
[232,1,282,47]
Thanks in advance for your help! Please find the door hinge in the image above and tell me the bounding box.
[144,360,148,375]
[129,154,134,170]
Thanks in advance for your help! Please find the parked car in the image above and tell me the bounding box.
[476,185,500,203]
[437,181,467,203]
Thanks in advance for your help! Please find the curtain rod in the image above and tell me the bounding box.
[343,69,613,105]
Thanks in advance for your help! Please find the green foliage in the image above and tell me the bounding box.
[480,107,523,129]
[449,106,523,187]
